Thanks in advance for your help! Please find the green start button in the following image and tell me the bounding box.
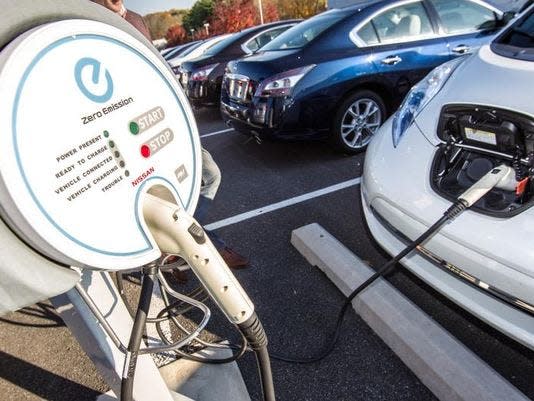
[129,121,140,135]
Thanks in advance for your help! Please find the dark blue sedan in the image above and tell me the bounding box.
[221,0,509,153]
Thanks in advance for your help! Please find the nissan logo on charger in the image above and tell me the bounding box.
[75,57,114,103]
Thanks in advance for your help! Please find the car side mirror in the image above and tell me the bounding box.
[498,11,516,27]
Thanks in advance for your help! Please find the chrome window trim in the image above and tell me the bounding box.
[241,23,297,54]
[349,0,503,48]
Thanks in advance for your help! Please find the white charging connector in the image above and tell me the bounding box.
[458,164,516,207]
[142,193,255,325]
[142,193,276,401]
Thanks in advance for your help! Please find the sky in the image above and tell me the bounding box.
[125,0,196,15]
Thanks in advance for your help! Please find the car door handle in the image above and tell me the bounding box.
[381,55,402,65]
[452,45,470,54]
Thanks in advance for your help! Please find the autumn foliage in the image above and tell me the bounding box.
[209,0,256,35]
[166,24,188,46]
[156,0,321,49]
[262,1,280,23]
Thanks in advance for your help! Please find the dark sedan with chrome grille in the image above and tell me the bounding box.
[179,20,300,108]
[221,0,509,153]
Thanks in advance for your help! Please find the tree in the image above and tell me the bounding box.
[210,0,257,35]
[277,0,326,19]
[166,24,188,46]
[145,9,188,39]
[183,0,215,33]
[261,0,280,23]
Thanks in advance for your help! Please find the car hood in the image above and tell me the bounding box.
[226,49,302,82]
[416,45,534,146]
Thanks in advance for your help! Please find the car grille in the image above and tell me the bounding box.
[225,73,255,102]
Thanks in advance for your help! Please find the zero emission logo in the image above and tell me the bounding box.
[75,58,114,103]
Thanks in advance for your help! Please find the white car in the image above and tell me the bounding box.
[362,5,534,349]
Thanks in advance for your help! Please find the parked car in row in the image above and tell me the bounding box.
[179,20,300,107]
[162,40,202,60]
[166,34,231,73]
[362,3,534,349]
[221,0,509,153]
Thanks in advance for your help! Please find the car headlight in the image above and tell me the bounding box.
[392,57,466,148]
[255,65,315,97]
[191,63,219,82]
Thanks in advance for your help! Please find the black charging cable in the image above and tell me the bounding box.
[270,200,468,364]
[239,313,276,401]
[120,265,157,401]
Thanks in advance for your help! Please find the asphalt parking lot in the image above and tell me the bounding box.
[1,107,534,401]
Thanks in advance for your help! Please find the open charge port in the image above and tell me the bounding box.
[431,104,534,217]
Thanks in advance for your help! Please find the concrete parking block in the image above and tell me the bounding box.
[159,344,251,401]
[291,223,531,401]
[97,344,249,401]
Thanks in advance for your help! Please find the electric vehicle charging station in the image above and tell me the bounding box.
[3,2,532,401]
[0,2,273,400]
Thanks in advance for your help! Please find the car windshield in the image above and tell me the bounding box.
[492,6,534,60]
[261,11,351,51]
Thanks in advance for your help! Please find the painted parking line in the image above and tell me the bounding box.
[200,128,235,138]
[205,177,362,231]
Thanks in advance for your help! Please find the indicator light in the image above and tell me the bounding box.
[130,121,140,135]
[140,145,151,158]
[103,130,109,138]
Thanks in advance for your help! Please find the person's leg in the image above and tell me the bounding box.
[200,148,221,200]
[194,195,226,250]
[196,148,248,268]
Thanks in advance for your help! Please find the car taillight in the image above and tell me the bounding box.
[255,65,315,97]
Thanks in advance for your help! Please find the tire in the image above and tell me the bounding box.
[331,90,386,154]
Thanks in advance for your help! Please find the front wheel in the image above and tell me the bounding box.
[331,90,386,154]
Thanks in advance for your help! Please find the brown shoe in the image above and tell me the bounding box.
[219,247,249,269]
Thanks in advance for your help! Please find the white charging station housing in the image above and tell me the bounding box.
[0,19,201,270]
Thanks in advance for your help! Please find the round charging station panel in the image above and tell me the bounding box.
[0,20,201,270]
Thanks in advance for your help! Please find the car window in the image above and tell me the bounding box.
[357,22,380,45]
[261,11,351,51]
[370,2,434,43]
[430,0,497,34]
[491,8,534,60]
[244,26,291,53]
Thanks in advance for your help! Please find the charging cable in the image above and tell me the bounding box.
[271,164,515,364]
[121,265,157,401]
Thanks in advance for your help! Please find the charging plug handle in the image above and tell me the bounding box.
[142,194,276,400]
[142,194,255,325]
[459,164,516,206]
